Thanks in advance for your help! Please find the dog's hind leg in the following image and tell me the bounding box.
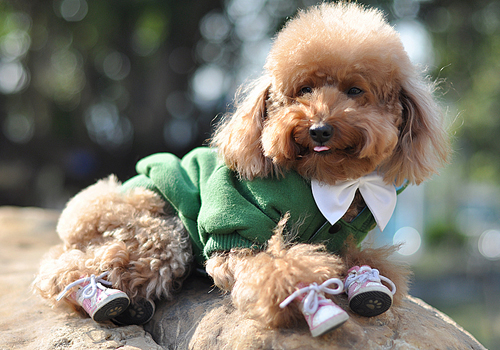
[33,176,192,318]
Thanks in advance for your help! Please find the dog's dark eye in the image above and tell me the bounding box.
[347,87,363,96]
[299,86,313,95]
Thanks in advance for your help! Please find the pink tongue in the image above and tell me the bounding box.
[314,146,330,152]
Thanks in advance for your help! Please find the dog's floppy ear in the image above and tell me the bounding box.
[211,75,274,179]
[382,75,450,185]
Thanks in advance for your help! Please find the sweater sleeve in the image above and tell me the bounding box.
[122,152,204,261]
[122,148,261,263]
[121,148,327,264]
[179,149,272,260]
[164,148,322,261]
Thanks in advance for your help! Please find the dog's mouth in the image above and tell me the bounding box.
[313,146,330,153]
[299,144,357,158]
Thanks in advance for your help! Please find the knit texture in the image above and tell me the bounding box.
[122,148,402,264]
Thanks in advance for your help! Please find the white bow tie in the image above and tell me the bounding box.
[311,172,397,231]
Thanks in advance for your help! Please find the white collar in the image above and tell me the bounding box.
[311,172,397,231]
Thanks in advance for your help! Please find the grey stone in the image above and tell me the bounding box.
[0,207,486,350]
[147,274,486,350]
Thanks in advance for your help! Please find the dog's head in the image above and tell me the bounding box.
[211,2,449,186]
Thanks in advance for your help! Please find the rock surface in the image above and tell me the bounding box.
[147,275,486,350]
[0,207,163,350]
[0,206,487,350]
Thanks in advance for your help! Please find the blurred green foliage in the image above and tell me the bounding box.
[420,0,500,185]
[426,221,467,246]
[0,0,222,206]
[8,0,491,209]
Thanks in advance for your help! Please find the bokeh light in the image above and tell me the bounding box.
[396,20,434,66]
[0,29,31,59]
[57,0,88,22]
[84,102,134,151]
[0,60,30,94]
[191,64,228,106]
[393,226,422,256]
[2,113,35,144]
[101,51,131,81]
[478,229,500,260]
[131,10,167,57]
[226,0,266,20]
[200,12,231,43]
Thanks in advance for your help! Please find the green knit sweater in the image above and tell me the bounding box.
[122,147,399,265]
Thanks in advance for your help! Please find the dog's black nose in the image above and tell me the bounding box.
[309,124,333,143]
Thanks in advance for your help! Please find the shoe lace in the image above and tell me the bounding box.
[56,271,112,301]
[344,267,396,295]
[279,278,344,314]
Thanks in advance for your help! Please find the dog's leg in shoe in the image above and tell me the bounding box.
[340,238,412,316]
[279,278,348,337]
[34,244,132,322]
[206,217,348,335]
[33,176,192,323]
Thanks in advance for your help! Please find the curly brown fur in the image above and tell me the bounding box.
[35,2,448,329]
[33,176,192,309]
[208,4,449,323]
[211,3,450,187]
[206,216,346,328]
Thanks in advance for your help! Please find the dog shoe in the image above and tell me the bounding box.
[57,272,130,322]
[344,265,396,317]
[301,293,349,337]
[112,299,155,325]
[280,278,348,337]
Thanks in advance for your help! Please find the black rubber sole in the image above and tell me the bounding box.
[112,299,155,326]
[92,296,130,322]
[349,291,392,317]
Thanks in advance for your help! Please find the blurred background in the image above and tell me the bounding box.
[0,0,499,347]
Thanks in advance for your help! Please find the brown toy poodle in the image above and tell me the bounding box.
[34,2,449,337]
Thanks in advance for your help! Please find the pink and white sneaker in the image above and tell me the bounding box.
[57,272,130,322]
[280,278,349,337]
[344,265,396,317]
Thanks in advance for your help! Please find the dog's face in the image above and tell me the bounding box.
[212,3,449,186]
[262,85,401,184]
